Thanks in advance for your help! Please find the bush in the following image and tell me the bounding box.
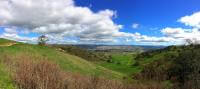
[12,59,168,89]
[134,60,170,82]
[168,48,200,89]
[106,59,113,63]
[13,60,67,89]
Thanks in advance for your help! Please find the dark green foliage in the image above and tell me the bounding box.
[132,61,139,66]
[106,59,113,63]
[116,62,121,65]
[55,45,109,61]
[134,45,200,89]
[168,46,200,89]
[38,35,49,46]
[0,38,15,44]
[134,56,173,82]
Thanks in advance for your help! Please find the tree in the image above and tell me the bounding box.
[38,35,49,45]
[185,38,199,45]
[169,49,200,89]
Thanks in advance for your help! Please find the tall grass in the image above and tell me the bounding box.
[0,47,169,89]
[13,60,67,89]
[11,59,168,89]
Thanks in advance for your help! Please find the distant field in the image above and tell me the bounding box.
[98,52,142,77]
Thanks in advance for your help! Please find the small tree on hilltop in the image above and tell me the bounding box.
[38,35,49,46]
[185,38,199,45]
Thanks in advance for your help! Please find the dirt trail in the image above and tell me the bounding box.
[0,43,17,47]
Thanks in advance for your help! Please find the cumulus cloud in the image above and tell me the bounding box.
[0,0,127,43]
[132,23,139,29]
[0,0,200,45]
[132,32,176,43]
[4,27,18,34]
[161,27,200,44]
[0,28,37,43]
[165,11,200,44]
[178,11,200,28]
[137,11,200,45]
[0,0,175,45]
[161,27,187,36]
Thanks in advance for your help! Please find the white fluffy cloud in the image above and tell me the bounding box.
[4,27,18,34]
[164,11,200,44]
[178,12,200,28]
[161,27,185,35]
[0,28,37,43]
[0,0,181,45]
[161,27,200,44]
[0,0,200,45]
[141,11,200,45]
[132,32,176,43]
[0,0,128,43]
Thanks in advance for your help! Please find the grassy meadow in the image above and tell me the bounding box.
[98,53,141,76]
[0,38,177,89]
[0,39,126,89]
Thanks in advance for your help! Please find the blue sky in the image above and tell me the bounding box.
[76,0,200,35]
[1,0,200,45]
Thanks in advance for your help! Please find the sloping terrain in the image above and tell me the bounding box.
[0,38,17,47]
[2,38,198,89]
[0,39,124,89]
[133,45,200,89]
[98,53,141,77]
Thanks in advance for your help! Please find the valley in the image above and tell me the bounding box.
[0,38,200,89]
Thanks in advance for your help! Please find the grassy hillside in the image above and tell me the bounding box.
[0,38,13,43]
[98,53,141,77]
[3,38,195,89]
[133,45,200,89]
[54,45,109,61]
[0,63,16,89]
[0,39,127,89]
[0,44,124,77]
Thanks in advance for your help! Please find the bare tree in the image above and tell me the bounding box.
[185,39,193,45]
[38,35,49,46]
[185,38,199,45]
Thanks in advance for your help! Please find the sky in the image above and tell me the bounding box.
[1,0,200,45]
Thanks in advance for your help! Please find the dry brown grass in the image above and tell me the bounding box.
[1,55,168,89]
[13,60,67,89]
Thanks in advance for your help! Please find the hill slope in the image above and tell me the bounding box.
[133,45,200,89]
[0,38,17,46]
[0,39,125,89]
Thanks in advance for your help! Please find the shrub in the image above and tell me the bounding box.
[11,57,169,89]
[13,60,67,89]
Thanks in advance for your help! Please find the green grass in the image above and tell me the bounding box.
[0,63,16,89]
[1,38,163,88]
[0,44,124,79]
[0,41,130,88]
[98,53,142,76]
[0,38,15,44]
[137,51,179,67]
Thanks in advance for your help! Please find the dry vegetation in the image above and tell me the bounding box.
[14,60,67,89]
[2,54,168,89]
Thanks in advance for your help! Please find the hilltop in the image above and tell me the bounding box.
[0,38,17,46]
